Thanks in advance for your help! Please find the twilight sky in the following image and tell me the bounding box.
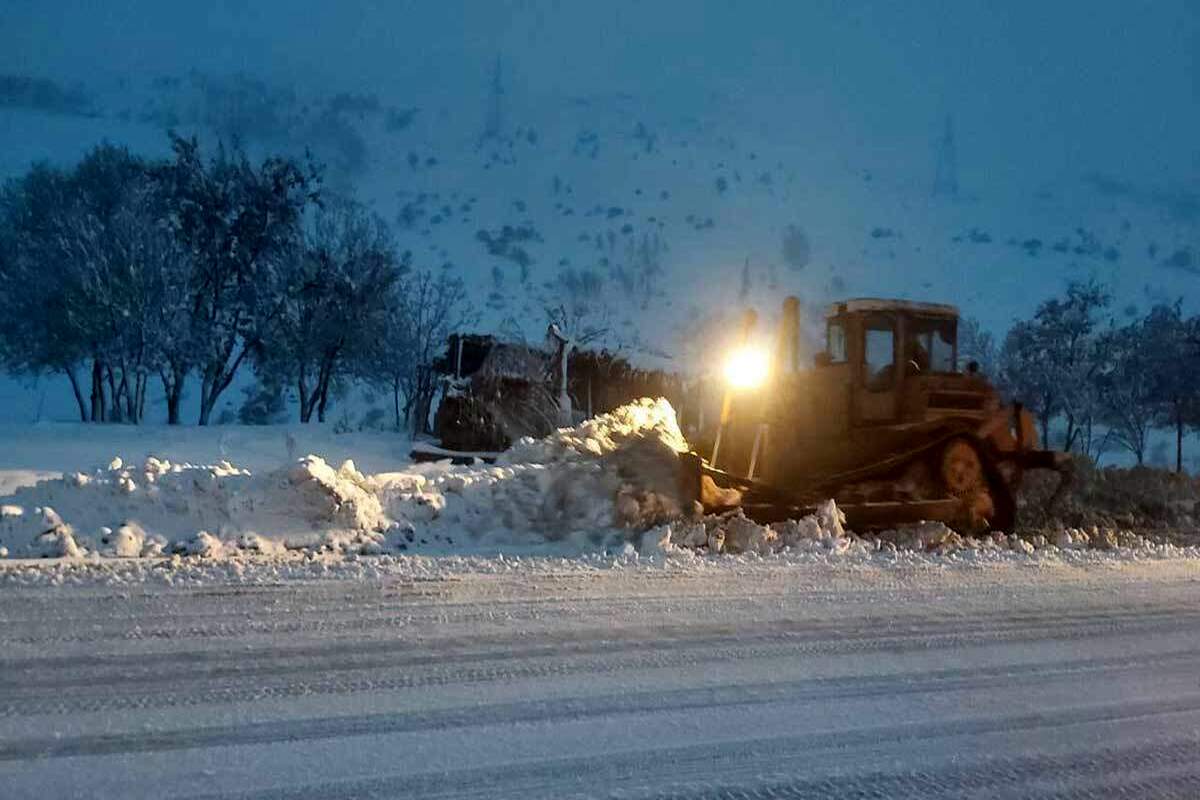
[4,0,1196,188]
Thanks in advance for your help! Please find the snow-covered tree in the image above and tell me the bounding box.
[258,197,401,423]
[0,162,93,420]
[998,280,1110,452]
[357,267,472,433]
[153,134,320,424]
[1095,319,1157,464]
[1142,302,1200,472]
[0,144,169,423]
[956,316,997,377]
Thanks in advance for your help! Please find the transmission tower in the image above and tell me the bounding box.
[482,55,504,142]
[933,115,958,197]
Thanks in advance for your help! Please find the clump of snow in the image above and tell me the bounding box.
[102,522,146,557]
[183,531,225,558]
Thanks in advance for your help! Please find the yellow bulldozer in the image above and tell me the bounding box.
[686,297,1071,532]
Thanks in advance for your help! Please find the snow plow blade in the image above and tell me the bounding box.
[681,440,1073,532]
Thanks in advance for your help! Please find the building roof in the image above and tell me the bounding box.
[825,297,959,318]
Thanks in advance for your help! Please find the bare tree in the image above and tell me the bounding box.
[1143,303,1200,472]
[154,134,320,424]
[998,281,1109,451]
[359,268,472,433]
[956,317,996,377]
[261,197,399,422]
[1095,320,1157,464]
[0,162,93,420]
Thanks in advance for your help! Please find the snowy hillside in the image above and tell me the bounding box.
[1,70,1197,422]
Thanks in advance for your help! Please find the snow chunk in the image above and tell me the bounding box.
[723,513,778,555]
[105,523,146,558]
[183,531,225,558]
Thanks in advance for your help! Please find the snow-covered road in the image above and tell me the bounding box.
[2,558,1199,798]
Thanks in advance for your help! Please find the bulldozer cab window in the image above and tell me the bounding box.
[826,321,847,363]
[907,317,956,373]
[863,320,895,391]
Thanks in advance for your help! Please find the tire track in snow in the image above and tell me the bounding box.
[2,647,1199,761]
[642,738,1200,800]
[5,601,1197,678]
[1,611,1196,718]
[169,711,1200,800]
[5,587,1192,648]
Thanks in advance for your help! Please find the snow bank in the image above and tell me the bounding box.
[0,397,1195,567]
[0,398,696,559]
[648,508,1192,563]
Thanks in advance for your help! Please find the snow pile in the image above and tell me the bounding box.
[373,397,695,549]
[0,398,697,559]
[646,500,861,556]
[648,502,1188,562]
[0,454,396,559]
[0,397,1195,565]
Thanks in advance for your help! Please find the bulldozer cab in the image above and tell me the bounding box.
[822,299,959,426]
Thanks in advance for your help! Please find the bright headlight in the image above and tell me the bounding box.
[724,346,769,390]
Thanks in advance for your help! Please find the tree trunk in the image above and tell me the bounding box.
[106,366,122,423]
[412,369,435,436]
[122,369,137,424]
[198,372,214,426]
[91,359,106,423]
[298,366,312,423]
[392,377,402,432]
[317,384,329,423]
[137,374,148,422]
[1177,413,1185,474]
[315,353,336,424]
[64,365,89,422]
[1063,415,1077,453]
[161,365,186,425]
[164,377,179,425]
[402,391,417,436]
[197,341,253,426]
[117,367,136,424]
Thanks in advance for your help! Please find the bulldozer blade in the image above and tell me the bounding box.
[739,499,963,528]
[680,451,745,512]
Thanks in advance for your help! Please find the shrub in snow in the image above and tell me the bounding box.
[1019,461,1200,534]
